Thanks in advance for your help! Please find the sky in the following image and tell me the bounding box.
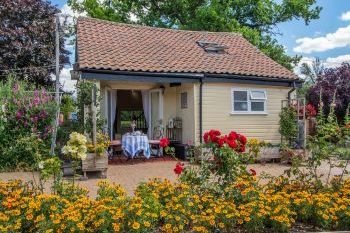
[51,0,350,90]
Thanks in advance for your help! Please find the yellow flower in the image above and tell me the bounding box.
[113,223,121,232]
[209,219,215,225]
[144,221,151,227]
[132,221,140,230]
[219,222,225,228]
[165,223,172,229]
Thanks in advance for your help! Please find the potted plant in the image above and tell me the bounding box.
[61,132,87,183]
[82,132,110,179]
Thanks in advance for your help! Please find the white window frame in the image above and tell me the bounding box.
[231,88,268,114]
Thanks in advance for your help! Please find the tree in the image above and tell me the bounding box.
[0,0,70,86]
[68,0,322,70]
[307,63,350,121]
[298,57,325,98]
[300,57,325,84]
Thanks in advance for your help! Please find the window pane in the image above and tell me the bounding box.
[250,91,266,100]
[251,101,265,111]
[234,91,247,101]
[234,102,248,111]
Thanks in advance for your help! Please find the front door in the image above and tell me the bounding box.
[149,89,163,138]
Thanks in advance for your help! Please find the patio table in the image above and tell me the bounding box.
[122,133,151,159]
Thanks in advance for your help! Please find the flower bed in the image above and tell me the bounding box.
[0,177,349,232]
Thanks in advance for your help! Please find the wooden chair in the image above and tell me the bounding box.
[109,134,122,159]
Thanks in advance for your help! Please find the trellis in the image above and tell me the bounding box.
[281,98,307,149]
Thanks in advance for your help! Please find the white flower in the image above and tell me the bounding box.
[38,161,44,169]
[62,132,88,161]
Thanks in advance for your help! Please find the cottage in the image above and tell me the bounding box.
[74,17,302,146]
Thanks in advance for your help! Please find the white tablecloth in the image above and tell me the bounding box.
[122,134,151,159]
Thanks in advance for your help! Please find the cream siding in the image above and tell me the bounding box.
[201,83,290,144]
[95,79,289,145]
[175,84,196,144]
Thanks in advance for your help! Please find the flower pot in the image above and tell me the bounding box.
[81,152,108,180]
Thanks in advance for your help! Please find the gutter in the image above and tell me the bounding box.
[199,77,203,143]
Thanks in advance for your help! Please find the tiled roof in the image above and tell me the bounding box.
[76,17,298,80]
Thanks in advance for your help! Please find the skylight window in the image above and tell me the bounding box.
[197,41,228,54]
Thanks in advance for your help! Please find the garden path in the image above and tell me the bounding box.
[0,160,348,197]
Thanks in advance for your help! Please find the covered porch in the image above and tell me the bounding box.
[86,72,201,159]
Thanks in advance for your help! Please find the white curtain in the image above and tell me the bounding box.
[110,90,117,140]
[141,90,151,137]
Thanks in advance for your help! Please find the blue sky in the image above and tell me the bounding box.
[52,0,350,70]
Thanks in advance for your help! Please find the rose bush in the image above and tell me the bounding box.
[181,130,251,193]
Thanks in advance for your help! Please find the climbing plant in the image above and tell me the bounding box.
[279,106,298,145]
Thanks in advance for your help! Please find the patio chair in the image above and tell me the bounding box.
[109,134,122,159]
[149,123,164,157]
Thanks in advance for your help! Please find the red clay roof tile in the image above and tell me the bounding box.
[76,17,298,80]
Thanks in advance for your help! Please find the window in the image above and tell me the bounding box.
[232,89,267,113]
[181,92,188,109]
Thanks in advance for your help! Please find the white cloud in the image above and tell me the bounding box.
[294,55,350,77]
[325,54,350,68]
[293,24,350,53]
[51,68,77,93]
[341,11,350,21]
[60,3,86,25]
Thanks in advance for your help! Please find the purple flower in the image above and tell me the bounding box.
[16,110,23,119]
[39,110,47,119]
[41,88,47,103]
[13,83,19,94]
[33,90,40,106]
[31,116,38,123]
[45,125,52,133]
[23,120,28,127]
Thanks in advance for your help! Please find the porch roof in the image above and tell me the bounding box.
[76,17,300,82]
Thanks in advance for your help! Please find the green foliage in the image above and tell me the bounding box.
[279,106,298,144]
[76,81,105,139]
[0,76,57,171]
[0,0,70,86]
[60,95,75,121]
[39,157,62,182]
[69,0,322,69]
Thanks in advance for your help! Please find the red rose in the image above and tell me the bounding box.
[239,145,246,152]
[228,131,238,140]
[217,136,227,147]
[249,168,257,176]
[203,132,210,143]
[227,139,237,149]
[209,130,221,143]
[238,134,247,145]
[160,138,170,148]
[174,162,184,175]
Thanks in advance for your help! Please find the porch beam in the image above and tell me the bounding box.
[80,69,301,87]
[81,72,201,83]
